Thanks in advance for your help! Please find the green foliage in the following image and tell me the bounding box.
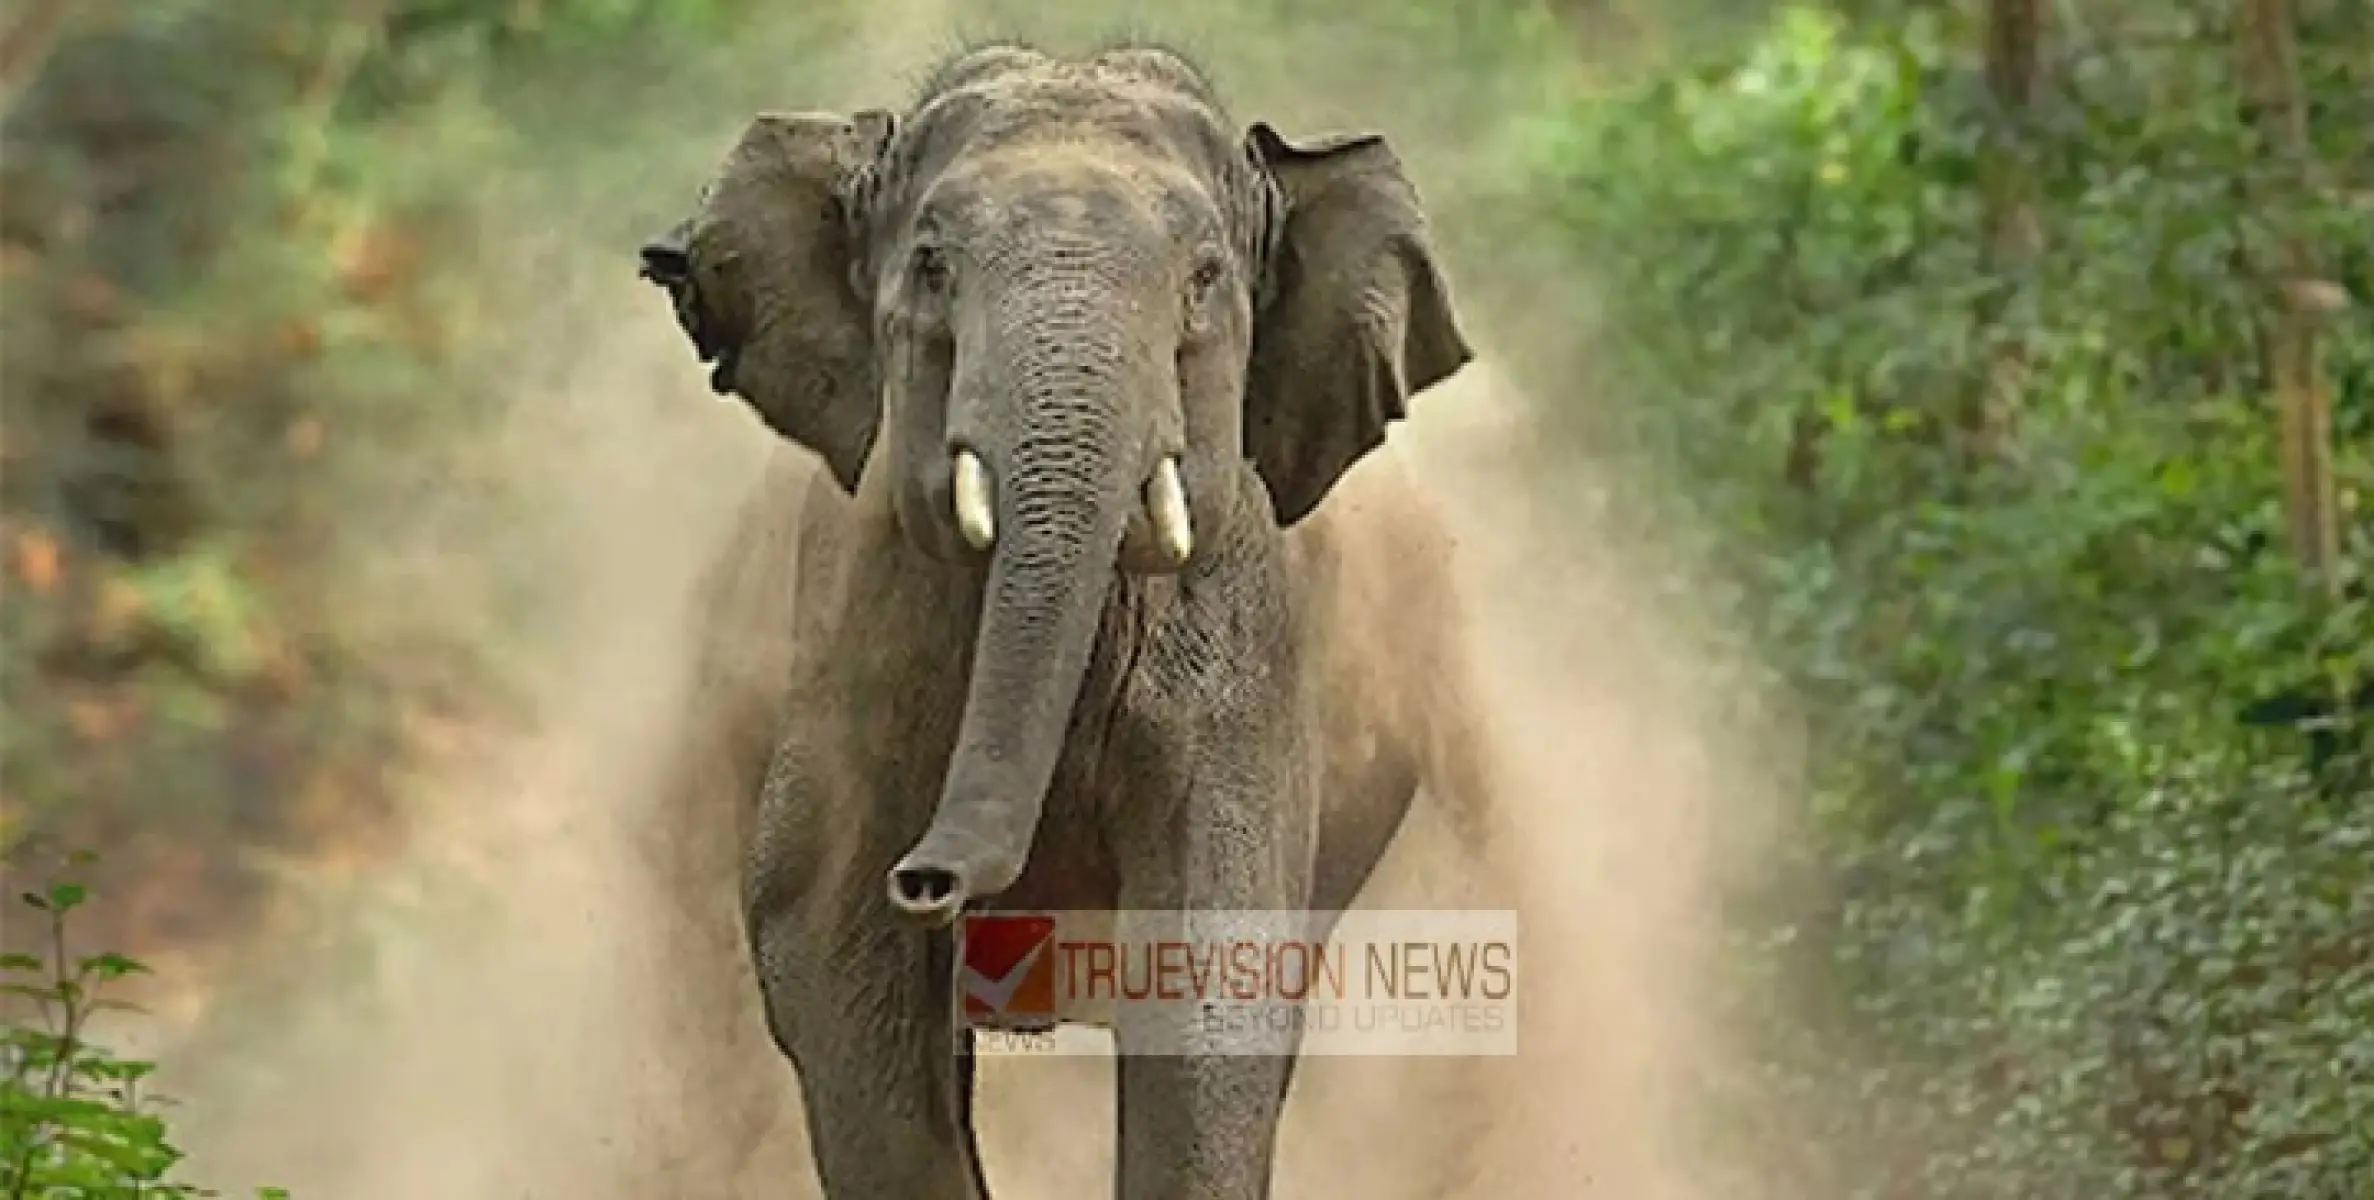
[1530,2,2372,1193]
[0,861,288,1199]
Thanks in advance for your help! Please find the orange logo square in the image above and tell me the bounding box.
[960,912,1058,1027]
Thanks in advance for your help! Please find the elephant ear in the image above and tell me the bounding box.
[1241,122,1473,527]
[637,110,895,494]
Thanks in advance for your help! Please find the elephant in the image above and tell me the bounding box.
[635,42,1496,1199]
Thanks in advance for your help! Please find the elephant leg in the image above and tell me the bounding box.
[745,740,985,1200]
[1110,902,1303,1199]
[748,905,983,1200]
[1116,1047,1297,1199]
[1106,719,1316,1198]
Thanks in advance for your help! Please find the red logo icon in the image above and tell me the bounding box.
[959,912,1058,1028]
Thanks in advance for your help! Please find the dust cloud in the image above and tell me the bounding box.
[147,4,1802,1197]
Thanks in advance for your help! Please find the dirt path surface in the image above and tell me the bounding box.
[142,8,1794,1196]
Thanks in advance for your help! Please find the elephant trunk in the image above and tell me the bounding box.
[887,288,1162,926]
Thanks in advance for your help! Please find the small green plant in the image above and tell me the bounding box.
[0,855,287,1200]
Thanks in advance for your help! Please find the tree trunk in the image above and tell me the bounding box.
[2236,0,2344,598]
[1961,0,2046,472]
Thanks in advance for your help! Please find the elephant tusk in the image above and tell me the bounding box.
[1146,457,1192,567]
[953,449,996,550]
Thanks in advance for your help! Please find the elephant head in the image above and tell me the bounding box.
[638,45,1471,925]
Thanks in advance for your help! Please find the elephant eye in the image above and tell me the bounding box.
[911,244,954,297]
[1185,256,1225,312]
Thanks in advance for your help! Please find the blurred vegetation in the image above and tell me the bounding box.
[0,0,860,955]
[0,0,2367,1195]
[1524,0,2372,1193]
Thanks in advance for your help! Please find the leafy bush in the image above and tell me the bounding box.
[0,857,287,1198]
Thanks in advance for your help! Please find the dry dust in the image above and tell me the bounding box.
[139,7,1802,1198]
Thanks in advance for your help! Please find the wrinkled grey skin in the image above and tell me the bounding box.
[637,43,1490,1199]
